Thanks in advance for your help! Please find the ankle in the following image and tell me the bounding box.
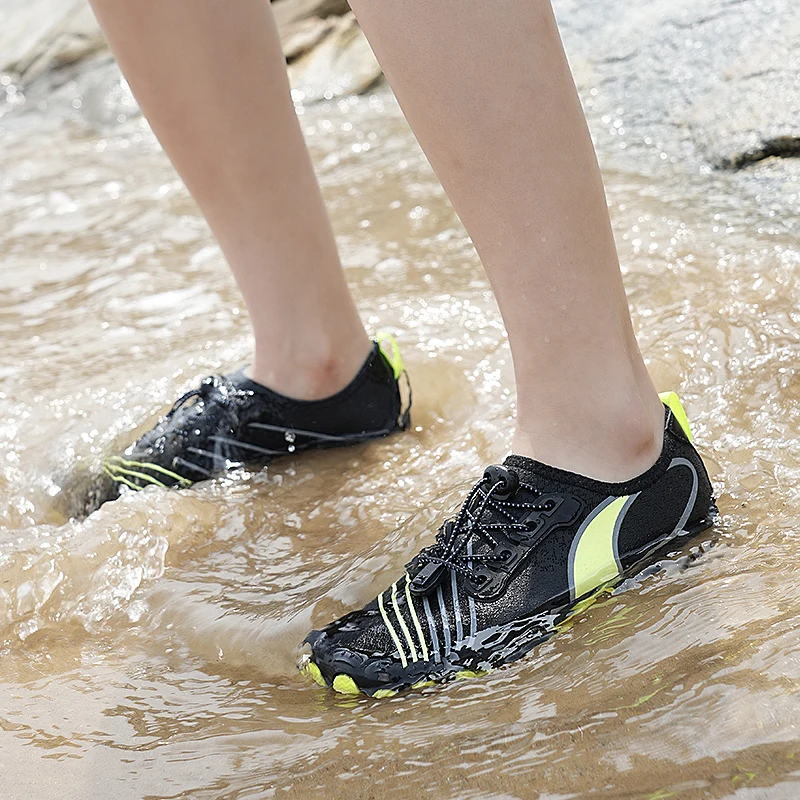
[512,388,664,483]
[248,330,372,401]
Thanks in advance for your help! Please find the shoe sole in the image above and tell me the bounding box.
[300,504,720,698]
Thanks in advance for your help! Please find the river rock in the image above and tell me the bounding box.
[280,15,338,63]
[556,0,800,175]
[288,12,382,103]
[0,0,104,81]
[271,0,350,29]
[684,13,800,170]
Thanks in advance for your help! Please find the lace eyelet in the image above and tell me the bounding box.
[483,465,519,500]
[467,568,506,599]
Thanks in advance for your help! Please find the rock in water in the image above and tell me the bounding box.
[281,16,338,63]
[0,0,105,81]
[271,0,351,29]
[685,14,800,170]
[288,13,382,103]
[555,0,800,211]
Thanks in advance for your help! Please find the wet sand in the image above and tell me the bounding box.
[1,83,800,799]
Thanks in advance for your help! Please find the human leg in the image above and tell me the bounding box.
[348,0,662,483]
[89,0,370,400]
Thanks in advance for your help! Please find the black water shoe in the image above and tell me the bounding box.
[87,338,409,513]
[301,393,716,697]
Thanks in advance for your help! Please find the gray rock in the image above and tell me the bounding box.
[16,4,105,82]
[271,0,350,29]
[685,13,800,169]
[554,0,800,211]
[556,0,799,162]
[1,0,797,214]
[288,12,383,103]
[280,15,338,63]
[0,0,104,80]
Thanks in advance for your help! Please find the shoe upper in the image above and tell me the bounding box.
[88,342,408,511]
[305,403,715,692]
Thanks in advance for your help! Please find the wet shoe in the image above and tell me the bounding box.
[86,338,410,513]
[301,393,716,697]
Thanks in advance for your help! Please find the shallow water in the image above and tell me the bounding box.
[2,72,800,800]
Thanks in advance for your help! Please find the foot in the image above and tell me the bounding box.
[300,393,716,697]
[85,339,409,514]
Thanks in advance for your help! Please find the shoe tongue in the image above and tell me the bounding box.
[502,453,542,481]
[411,463,531,585]
[418,474,504,564]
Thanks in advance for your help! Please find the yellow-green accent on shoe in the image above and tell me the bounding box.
[455,669,488,680]
[405,577,430,662]
[103,462,169,489]
[332,674,361,695]
[376,331,405,380]
[659,391,693,443]
[570,495,630,600]
[391,580,419,663]
[106,455,192,486]
[301,660,328,688]
[378,589,408,668]
[102,467,144,492]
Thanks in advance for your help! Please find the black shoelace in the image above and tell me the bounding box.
[165,375,242,419]
[409,466,554,595]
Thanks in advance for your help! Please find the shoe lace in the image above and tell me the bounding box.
[411,467,552,592]
[165,375,239,419]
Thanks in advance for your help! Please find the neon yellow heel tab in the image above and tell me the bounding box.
[658,391,693,443]
[376,331,404,379]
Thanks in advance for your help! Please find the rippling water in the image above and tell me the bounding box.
[2,71,800,800]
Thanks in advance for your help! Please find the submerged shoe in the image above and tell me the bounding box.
[86,338,410,513]
[301,393,716,697]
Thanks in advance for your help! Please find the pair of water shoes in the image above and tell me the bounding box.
[84,339,716,697]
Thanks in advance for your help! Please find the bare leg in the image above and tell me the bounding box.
[88,0,371,400]
[349,0,664,481]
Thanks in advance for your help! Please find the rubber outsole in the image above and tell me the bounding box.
[300,506,719,698]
